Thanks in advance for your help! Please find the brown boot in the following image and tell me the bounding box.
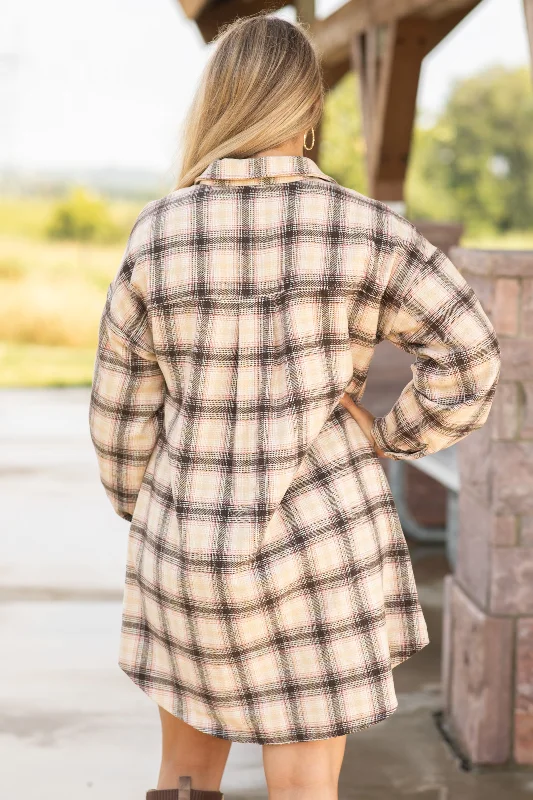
[146,775,224,800]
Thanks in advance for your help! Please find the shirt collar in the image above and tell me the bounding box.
[194,155,338,186]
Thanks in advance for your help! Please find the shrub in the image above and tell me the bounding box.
[0,258,26,281]
[46,187,121,243]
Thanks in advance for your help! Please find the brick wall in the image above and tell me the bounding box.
[441,248,533,766]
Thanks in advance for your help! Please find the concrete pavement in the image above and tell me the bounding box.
[1,387,533,799]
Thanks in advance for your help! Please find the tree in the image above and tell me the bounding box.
[47,187,120,243]
[320,65,533,235]
[406,66,533,233]
[319,71,368,194]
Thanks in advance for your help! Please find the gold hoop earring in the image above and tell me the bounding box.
[303,127,315,151]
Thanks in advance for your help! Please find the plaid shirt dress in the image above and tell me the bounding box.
[89,155,501,744]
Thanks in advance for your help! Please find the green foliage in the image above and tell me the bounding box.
[406,66,533,234]
[46,187,121,243]
[320,65,533,237]
[0,195,140,241]
[2,65,533,388]
[0,342,95,387]
[0,257,26,281]
[0,197,56,239]
[319,72,368,194]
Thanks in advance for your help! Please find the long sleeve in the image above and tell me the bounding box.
[89,234,166,521]
[370,244,501,461]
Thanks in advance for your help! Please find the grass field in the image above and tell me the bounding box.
[0,194,144,387]
[1,194,532,388]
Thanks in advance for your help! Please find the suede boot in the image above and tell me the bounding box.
[146,775,224,800]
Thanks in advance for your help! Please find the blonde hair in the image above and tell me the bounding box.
[176,12,324,189]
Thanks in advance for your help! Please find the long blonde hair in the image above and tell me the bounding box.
[176,12,324,190]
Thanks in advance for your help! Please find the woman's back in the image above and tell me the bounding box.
[89,152,499,744]
[93,153,466,560]
[87,13,500,759]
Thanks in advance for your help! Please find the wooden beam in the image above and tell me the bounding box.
[312,0,482,68]
[352,18,421,201]
[180,0,483,56]
[295,0,315,25]
[322,59,351,92]
[525,0,533,65]
[421,0,484,17]
[193,0,349,80]
[375,18,426,200]
[352,5,481,201]
[177,0,209,21]
[351,24,394,180]
[195,0,287,42]
[419,5,485,53]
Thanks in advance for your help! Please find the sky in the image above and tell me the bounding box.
[0,0,530,177]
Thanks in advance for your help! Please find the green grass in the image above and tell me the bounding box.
[0,342,96,387]
[0,192,150,387]
[0,234,127,349]
[1,193,533,388]
[0,196,140,240]
[0,193,147,387]
[462,231,533,250]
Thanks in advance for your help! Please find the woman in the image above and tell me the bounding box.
[89,12,501,800]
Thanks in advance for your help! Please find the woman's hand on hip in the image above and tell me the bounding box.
[338,392,387,459]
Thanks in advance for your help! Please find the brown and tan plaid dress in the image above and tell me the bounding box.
[89,155,500,744]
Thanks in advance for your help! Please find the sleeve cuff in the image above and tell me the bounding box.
[371,417,428,461]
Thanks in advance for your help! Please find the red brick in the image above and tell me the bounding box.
[450,249,533,278]
[521,382,533,440]
[491,547,533,614]
[523,280,533,339]
[500,339,533,382]
[458,425,492,505]
[521,517,533,546]
[492,382,519,440]
[448,580,513,764]
[464,275,494,317]
[515,715,533,766]
[493,443,533,516]
[493,516,517,546]
[514,619,533,764]
[405,464,446,527]
[441,574,454,714]
[493,279,520,336]
[414,222,463,256]
[456,489,491,608]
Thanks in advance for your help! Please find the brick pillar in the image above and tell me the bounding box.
[412,221,464,256]
[441,248,533,766]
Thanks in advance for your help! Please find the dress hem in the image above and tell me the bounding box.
[118,636,430,745]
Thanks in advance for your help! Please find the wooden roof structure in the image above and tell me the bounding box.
[178,0,533,203]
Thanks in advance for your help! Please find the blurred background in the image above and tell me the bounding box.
[1,0,532,387]
[1,0,533,798]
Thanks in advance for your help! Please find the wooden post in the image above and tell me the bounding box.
[348,5,480,204]
[525,0,533,65]
[350,18,427,203]
[295,0,315,25]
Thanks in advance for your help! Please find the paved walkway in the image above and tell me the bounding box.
[1,381,532,799]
